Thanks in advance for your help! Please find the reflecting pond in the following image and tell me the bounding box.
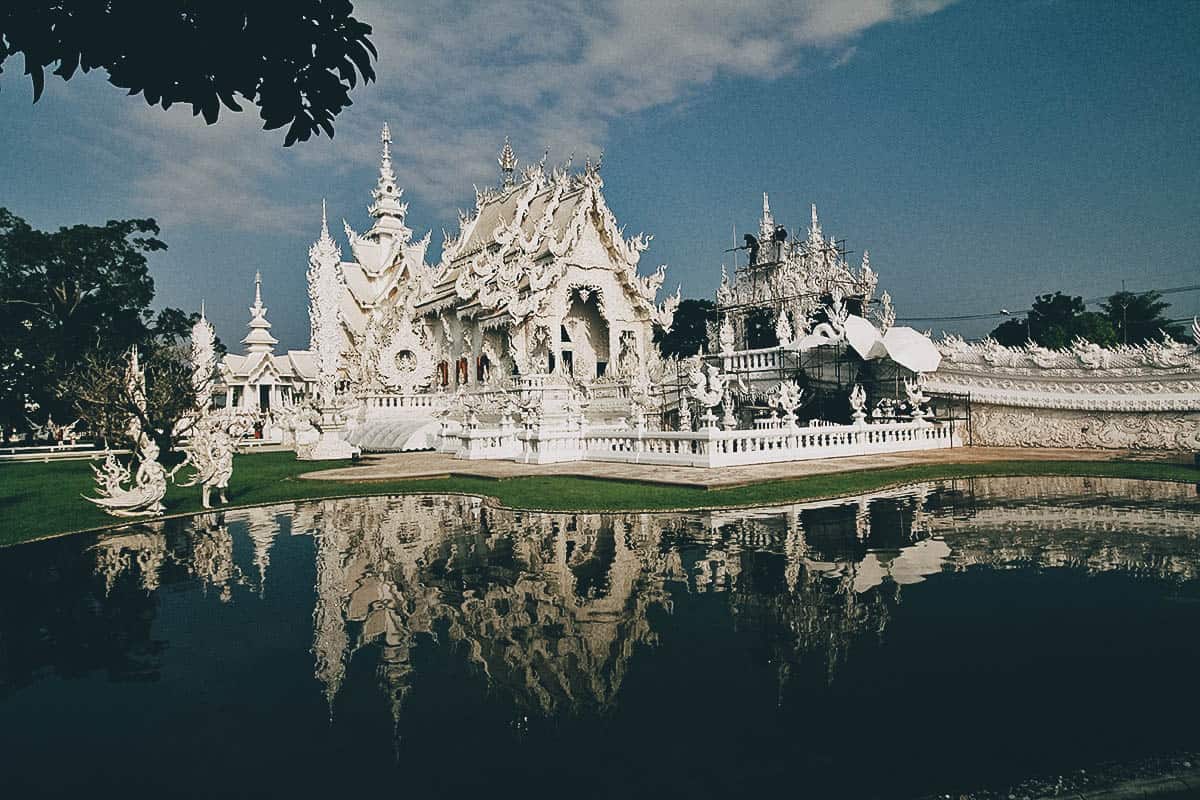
[2,476,1200,798]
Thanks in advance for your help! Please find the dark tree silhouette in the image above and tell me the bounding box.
[0,208,220,442]
[1100,290,1186,345]
[989,292,1117,349]
[655,299,716,358]
[0,1,376,146]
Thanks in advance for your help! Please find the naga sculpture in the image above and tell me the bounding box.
[85,435,170,518]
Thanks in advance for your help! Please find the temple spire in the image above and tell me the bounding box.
[807,202,823,246]
[498,136,518,189]
[368,122,409,239]
[243,271,278,354]
[759,192,775,242]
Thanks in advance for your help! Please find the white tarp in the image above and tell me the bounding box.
[843,314,889,360]
[882,326,942,373]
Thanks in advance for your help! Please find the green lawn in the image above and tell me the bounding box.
[1,451,1196,547]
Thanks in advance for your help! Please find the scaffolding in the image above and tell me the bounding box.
[662,199,971,434]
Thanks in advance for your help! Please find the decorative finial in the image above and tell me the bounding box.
[759,192,775,241]
[244,271,277,353]
[200,299,206,320]
[498,136,518,188]
[367,126,410,235]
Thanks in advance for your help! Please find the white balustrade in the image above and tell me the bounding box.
[722,346,785,374]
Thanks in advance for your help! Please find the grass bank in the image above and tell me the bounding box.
[1,451,1196,547]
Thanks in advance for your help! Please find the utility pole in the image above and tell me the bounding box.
[1119,279,1128,345]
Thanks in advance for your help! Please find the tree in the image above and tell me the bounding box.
[60,332,196,453]
[0,1,376,146]
[656,299,716,358]
[1101,290,1186,345]
[0,208,221,441]
[744,306,778,350]
[989,292,1117,349]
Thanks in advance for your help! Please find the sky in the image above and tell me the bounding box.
[1,0,1198,352]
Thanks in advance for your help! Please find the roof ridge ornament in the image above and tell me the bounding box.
[498,136,518,188]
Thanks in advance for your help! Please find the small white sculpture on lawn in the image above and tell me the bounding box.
[86,346,171,518]
[177,412,253,508]
[85,434,170,517]
[849,384,868,426]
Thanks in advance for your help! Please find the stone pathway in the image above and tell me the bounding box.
[300,446,1145,490]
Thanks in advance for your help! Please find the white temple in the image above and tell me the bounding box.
[289,125,960,464]
[218,272,315,440]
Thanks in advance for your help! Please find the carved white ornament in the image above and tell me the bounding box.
[308,201,346,408]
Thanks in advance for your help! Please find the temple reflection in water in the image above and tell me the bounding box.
[75,476,1200,733]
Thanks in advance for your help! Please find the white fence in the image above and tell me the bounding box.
[443,418,959,467]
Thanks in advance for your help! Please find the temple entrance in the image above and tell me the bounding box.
[259,385,271,410]
[563,291,610,380]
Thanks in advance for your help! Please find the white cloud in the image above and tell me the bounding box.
[68,0,955,232]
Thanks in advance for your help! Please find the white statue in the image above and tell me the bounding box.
[87,347,170,518]
[177,412,252,508]
[86,435,170,517]
[774,310,793,347]
[904,374,930,422]
[191,303,217,408]
[688,359,726,429]
[849,383,867,426]
[718,316,735,354]
[771,380,804,428]
[875,291,895,334]
[810,291,848,344]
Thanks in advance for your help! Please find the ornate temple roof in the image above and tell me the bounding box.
[221,274,316,385]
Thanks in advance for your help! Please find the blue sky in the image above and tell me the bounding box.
[2,0,1198,351]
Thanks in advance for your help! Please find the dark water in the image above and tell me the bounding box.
[2,476,1199,799]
